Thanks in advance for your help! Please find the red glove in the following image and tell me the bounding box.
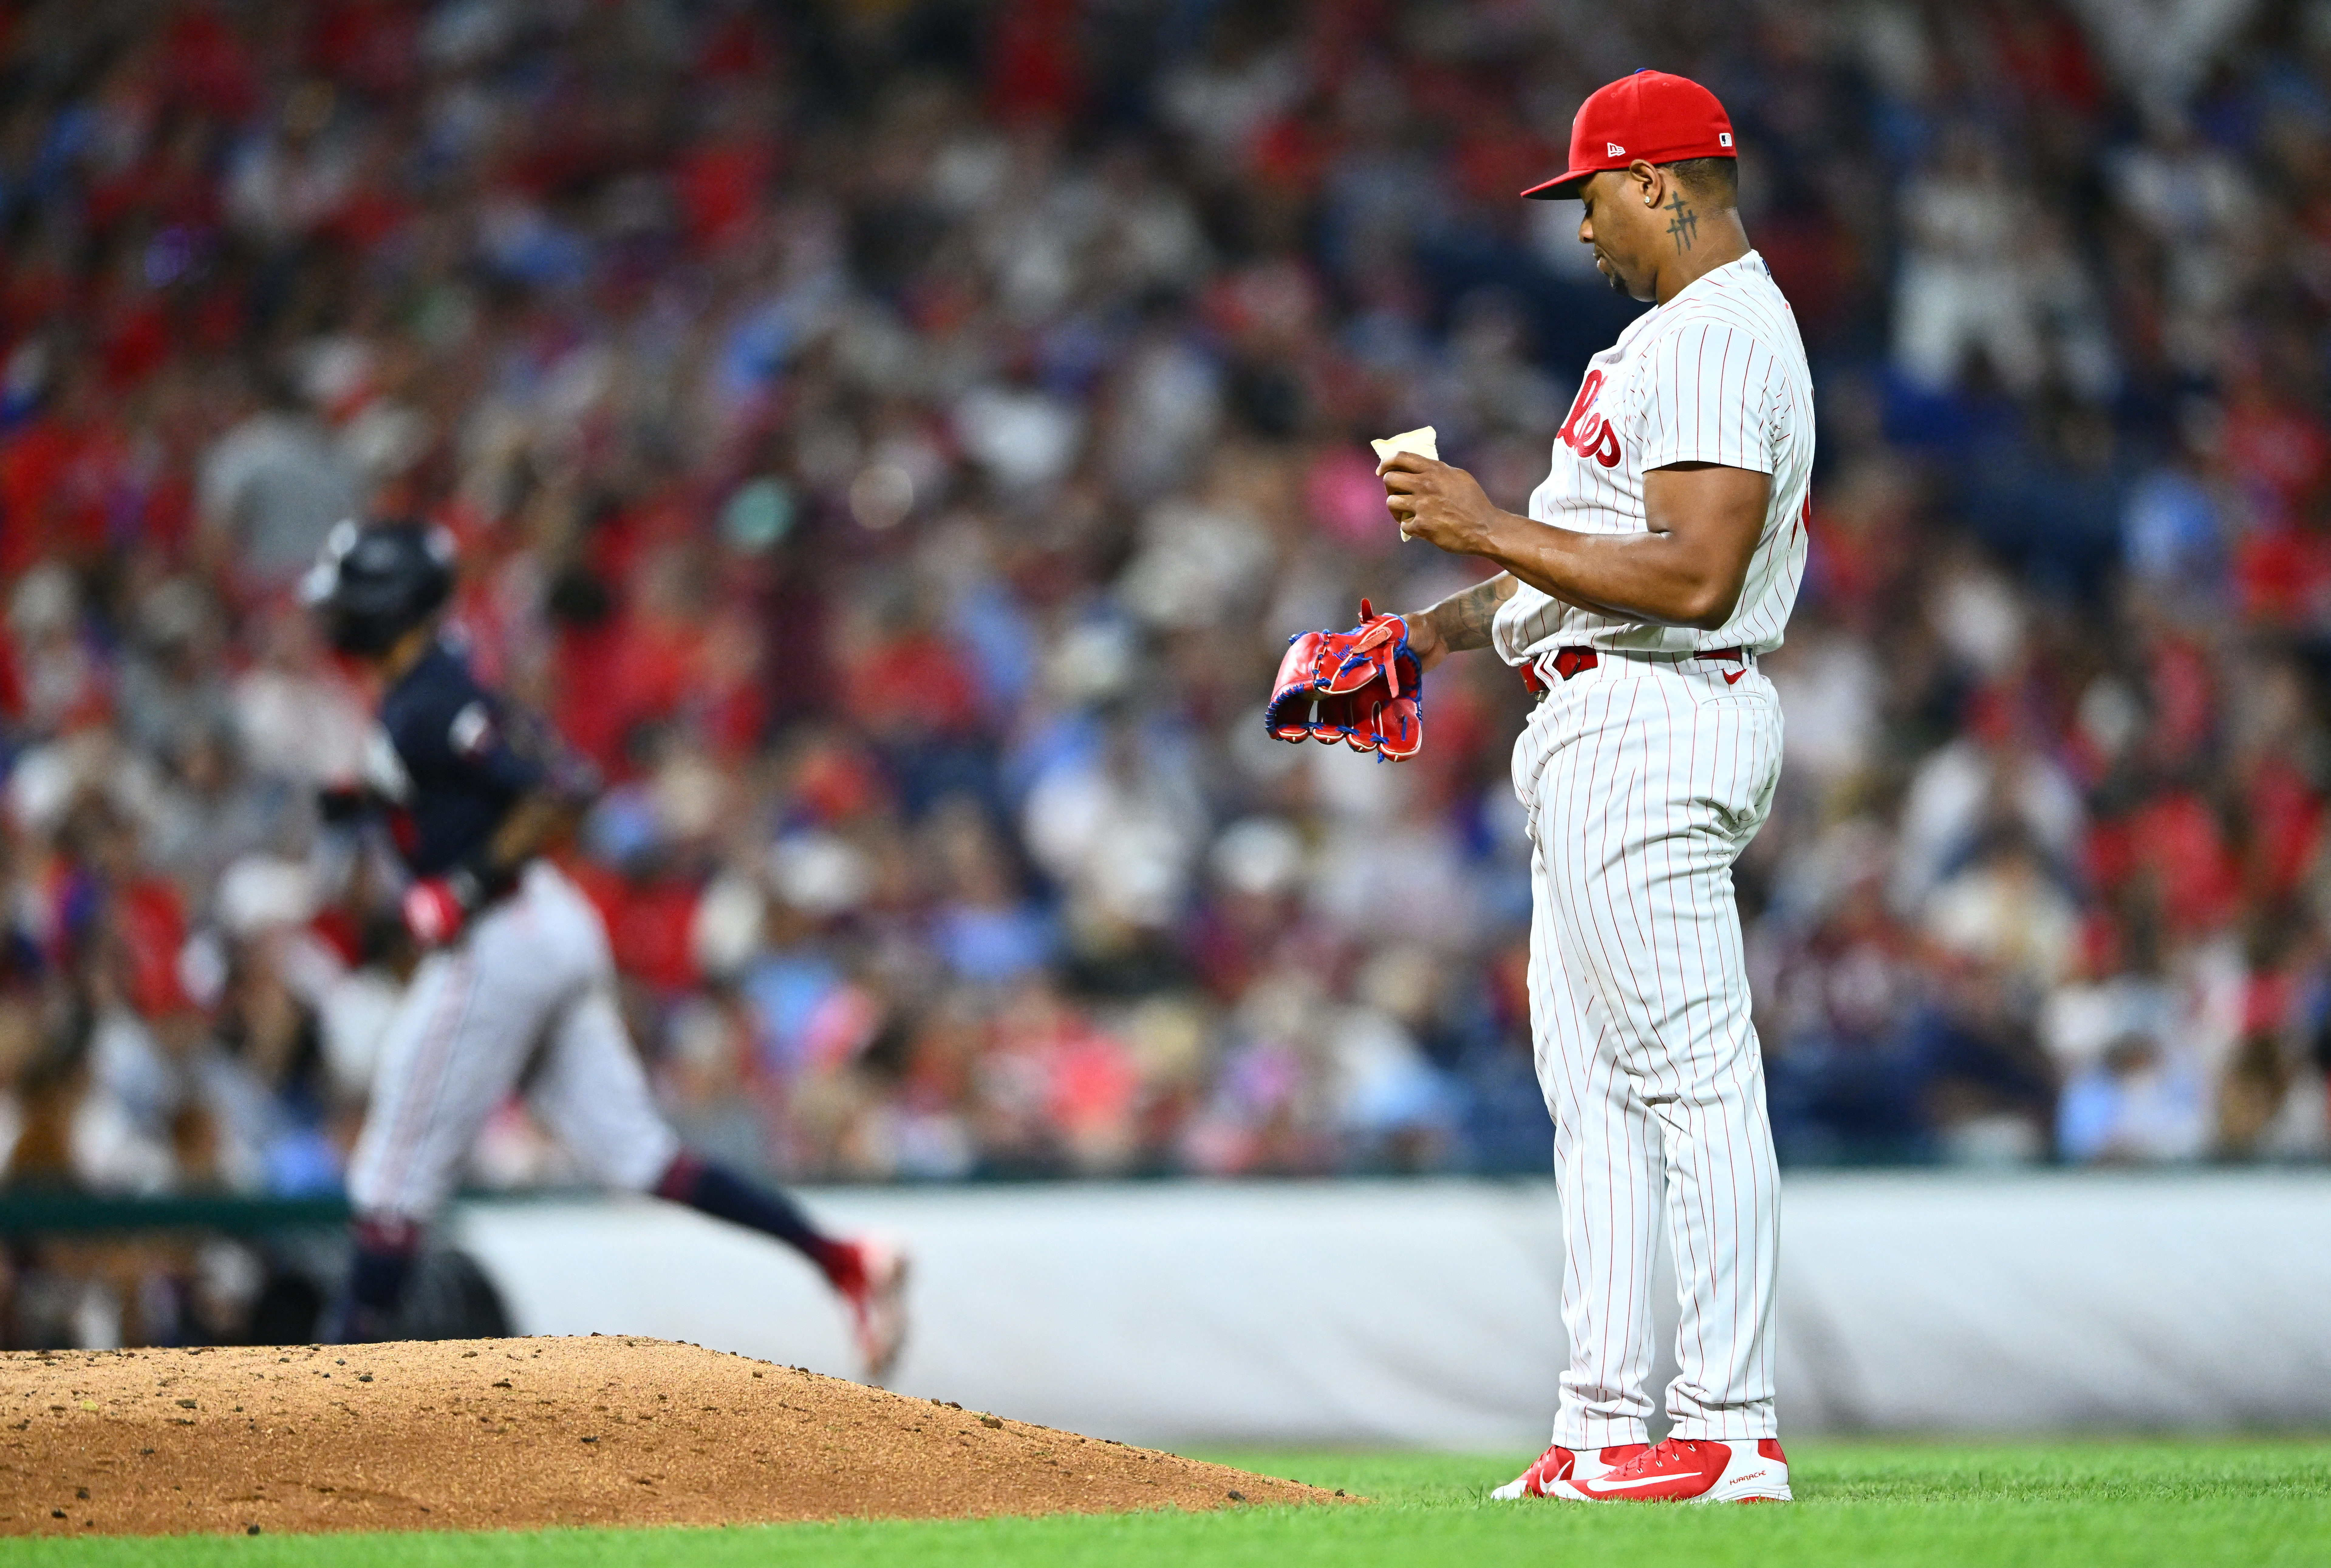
[1263,599,1425,760]
[402,875,476,947]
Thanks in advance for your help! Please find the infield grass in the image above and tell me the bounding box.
[1,1440,2325,1566]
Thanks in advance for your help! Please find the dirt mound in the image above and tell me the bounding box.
[0,1337,1343,1536]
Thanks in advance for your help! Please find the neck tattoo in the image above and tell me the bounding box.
[1664,191,1698,254]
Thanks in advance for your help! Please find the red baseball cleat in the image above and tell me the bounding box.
[1552,1436,1792,1503]
[1491,1441,1649,1499]
[828,1235,910,1384]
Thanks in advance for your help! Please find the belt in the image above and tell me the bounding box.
[1520,645,1748,699]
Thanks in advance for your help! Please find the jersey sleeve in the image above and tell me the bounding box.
[444,696,548,799]
[390,683,545,801]
[1635,321,1783,476]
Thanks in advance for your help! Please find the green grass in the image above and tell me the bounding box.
[2,1441,2326,1567]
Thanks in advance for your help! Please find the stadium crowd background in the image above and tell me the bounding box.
[2,0,2330,1273]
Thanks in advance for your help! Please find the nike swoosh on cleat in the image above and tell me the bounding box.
[1591,1471,1717,1492]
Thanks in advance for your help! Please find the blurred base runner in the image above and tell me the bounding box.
[303,518,907,1380]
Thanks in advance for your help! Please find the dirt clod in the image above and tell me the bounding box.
[0,1337,1343,1536]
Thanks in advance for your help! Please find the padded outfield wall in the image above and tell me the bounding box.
[450,1173,2331,1449]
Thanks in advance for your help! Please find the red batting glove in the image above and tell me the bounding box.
[401,877,470,947]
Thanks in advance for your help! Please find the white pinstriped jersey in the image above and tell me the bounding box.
[1493,250,1813,662]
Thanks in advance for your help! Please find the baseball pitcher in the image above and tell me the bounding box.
[302,521,907,1379]
[1274,70,1807,1503]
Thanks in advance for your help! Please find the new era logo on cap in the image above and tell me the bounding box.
[1606,142,1626,155]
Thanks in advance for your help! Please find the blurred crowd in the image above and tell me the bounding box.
[1,0,2328,1280]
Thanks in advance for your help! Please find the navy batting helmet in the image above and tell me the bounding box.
[300,519,456,655]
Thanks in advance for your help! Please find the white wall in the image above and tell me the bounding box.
[450,1172,2331,1450]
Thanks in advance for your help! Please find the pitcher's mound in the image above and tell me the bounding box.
[0,1337,1343,1536]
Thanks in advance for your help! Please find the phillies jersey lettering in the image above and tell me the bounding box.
[1494,251,1813,662]
[1557,370,1623,469]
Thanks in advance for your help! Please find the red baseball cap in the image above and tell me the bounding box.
[1521,70,1736,200]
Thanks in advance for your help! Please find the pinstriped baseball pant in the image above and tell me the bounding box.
[1512,651,1784,1444]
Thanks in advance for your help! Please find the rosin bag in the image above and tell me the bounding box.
[1370,426,1438,539]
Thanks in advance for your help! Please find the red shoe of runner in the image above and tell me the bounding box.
[828,1235,910,1384]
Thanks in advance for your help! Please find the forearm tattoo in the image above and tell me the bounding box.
[1665,191,1698,253]
[1421,574,1519,652]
